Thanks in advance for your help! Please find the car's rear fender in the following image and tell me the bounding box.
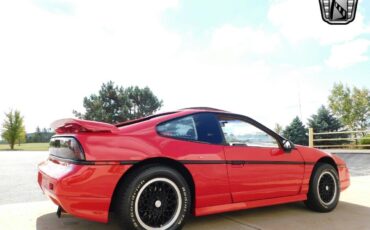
[109,157,196,214]
[38,159,132,222]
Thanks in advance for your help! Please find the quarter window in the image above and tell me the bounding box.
[157,116,198,140]
[157,113,223,144]
[219,117,279,148]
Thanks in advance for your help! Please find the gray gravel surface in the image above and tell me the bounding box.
[0,151,49,205]
[335,152,370,177]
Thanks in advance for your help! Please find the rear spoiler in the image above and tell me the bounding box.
[51,118,119,134]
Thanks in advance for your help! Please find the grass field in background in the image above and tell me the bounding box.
[0,143,49,151]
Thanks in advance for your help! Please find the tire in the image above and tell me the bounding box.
[115,165,191,230]
[304,163,340,212]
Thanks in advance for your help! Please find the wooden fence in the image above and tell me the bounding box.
[308,128,370,149]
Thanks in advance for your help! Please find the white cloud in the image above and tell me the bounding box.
[268,0,370,44]
[209,25,280,59]
[326,39,370,68]
[152,53,330,130]
[0,0,363,134]
[0,0,181,132]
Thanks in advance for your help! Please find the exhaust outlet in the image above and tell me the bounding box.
[56,206,65,218]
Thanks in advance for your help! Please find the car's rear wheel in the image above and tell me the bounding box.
[115,165,191,230]
[305,163,340,212]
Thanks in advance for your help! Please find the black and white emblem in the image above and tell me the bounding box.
[319,0,358,25]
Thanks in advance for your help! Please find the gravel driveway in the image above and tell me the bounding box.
[0,151,48,205]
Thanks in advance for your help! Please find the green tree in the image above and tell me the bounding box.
[307,105,348,146]
[17,128,26,146]
[308,105,343,132]
[274,123,283,135]
[328,82,370,130]
[1,110,26,150]
[73,81,163,123]
[283,116,308,145]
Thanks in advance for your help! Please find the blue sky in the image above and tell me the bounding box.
[0,0,369,133]
[163,0,370,70]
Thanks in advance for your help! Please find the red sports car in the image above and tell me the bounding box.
[38,107,350,229]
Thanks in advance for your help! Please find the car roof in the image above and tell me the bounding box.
[115,107,230,128]
[179,107,228,112]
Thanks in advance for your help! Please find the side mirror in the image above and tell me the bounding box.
[282,140,293,153]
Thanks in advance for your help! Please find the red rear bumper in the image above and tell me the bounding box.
[38,159,130,223]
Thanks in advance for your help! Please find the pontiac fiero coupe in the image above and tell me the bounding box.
[38,107,350,229]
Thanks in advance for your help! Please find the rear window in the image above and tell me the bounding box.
[116,112,176,127]
[157,113,223,144]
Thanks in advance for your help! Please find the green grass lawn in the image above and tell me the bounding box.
[0,143,49,151]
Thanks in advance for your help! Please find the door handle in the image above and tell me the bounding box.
[230,160,246,166]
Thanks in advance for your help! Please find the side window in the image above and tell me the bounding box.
[157,116,198,140]
[157,113,223,144]
[218,117,279,148]
[193,113,223,144]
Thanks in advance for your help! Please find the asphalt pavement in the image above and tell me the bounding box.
[334,152,370,176]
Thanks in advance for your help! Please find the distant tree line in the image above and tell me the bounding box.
[2,81,368,149]
[0,110,54,149]
[277,82,370,148]
[1,81,162,150]
[26,127,54,143]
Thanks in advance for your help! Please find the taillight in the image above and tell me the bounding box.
[49,137,85,160]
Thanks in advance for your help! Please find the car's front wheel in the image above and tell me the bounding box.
[305,163,340,212]
[115,165,191,230]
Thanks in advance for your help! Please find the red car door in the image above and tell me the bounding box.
[218,115,305,203]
